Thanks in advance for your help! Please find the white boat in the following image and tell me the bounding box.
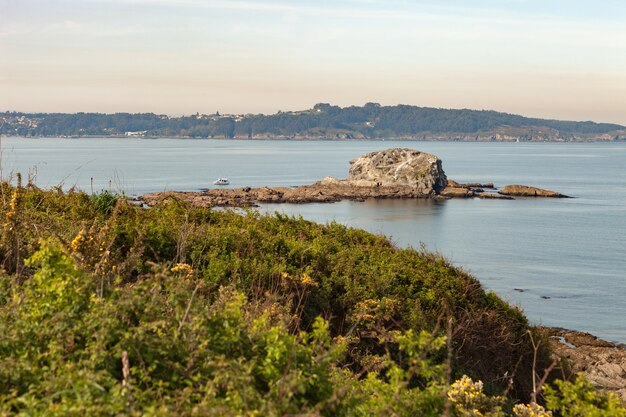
[213,177,230,186]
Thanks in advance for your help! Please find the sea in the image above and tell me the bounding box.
[1,137,625,343]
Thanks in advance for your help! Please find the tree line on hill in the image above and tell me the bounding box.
[2,103,624,139]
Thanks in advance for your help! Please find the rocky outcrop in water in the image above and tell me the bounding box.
[142,148,453,207]
[499,185,570,198]
[141,183,437,208]
[441,180,513,199]
[346,148,447,194]
[139,148,568,207]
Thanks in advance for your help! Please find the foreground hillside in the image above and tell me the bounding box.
[0,180,624,416]
[3,103,625,141]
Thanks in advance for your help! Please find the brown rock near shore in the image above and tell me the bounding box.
[499,185,570,198]
[440,187,475,198]
[541,327,626,403]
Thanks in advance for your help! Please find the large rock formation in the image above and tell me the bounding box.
[346,148,448,194]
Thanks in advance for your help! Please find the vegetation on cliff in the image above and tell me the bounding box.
[3,103,625,140]
[0,179,624,416]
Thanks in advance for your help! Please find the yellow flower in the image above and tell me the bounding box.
[4,189,19,223]
[171,263,194,278]
[70,230,86,252]
[299,273,318,287]
[89,293,103,304]
[9,189,18,211]
[449,376,487,412]
[513,403,552,417]
[353,299,380,322]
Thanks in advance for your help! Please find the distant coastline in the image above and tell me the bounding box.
[8,135,626,142]
[3,103,625,142]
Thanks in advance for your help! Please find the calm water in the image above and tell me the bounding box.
[2,137,625,342]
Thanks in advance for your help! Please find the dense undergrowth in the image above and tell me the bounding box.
[0,179,624,416]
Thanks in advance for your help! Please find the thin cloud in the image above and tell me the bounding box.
[68,0,626,31]
[0,19,147,39]
[68,0,533,25]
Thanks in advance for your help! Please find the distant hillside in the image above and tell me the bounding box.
[2,103,625,141]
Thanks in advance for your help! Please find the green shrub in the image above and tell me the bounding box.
[544,373,626,417]
[0,183,623,416]
[91,190,119,216]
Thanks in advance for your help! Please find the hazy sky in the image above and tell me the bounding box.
[1,0,626,124]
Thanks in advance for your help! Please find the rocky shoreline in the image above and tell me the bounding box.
[541,327,626,403]
[140,148,569,208]
[142,181,434,208]
[139,181,569,208]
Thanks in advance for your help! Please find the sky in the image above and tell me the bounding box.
[1,0,626,124]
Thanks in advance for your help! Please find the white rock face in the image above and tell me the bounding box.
[317,176,344,186]
[346,148,448,194]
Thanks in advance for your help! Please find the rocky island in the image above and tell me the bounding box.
[141,148,568,207]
